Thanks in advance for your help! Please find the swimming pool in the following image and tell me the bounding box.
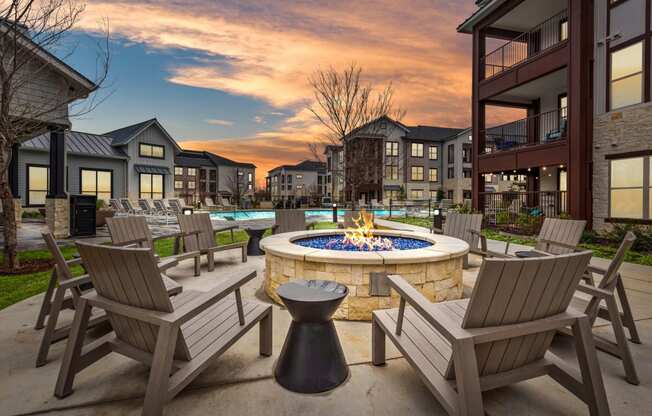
[209,209,407,221]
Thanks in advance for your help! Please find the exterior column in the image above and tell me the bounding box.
[46,128,69,238]
[472,28,486,211]
[9,142,22,224]
[567,0,593,225]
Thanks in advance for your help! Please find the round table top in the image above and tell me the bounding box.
[277,280,348,303]
[515,250,547,258]
[245,226,269,233]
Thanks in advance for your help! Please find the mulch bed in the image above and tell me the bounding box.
[0,259,54,275]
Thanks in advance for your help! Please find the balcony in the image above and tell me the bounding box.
[480,190,568,234]
[481,108,566,154]
[482,9,568,80]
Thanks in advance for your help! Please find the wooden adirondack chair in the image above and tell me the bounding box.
[177,213,247,272]
[560,231,641,385]
[492,218,587,257]
[34,233,182,367]
[55,242,272,416]
[107,216,201,277]
[272,210,315,234]
[372,251,611,416]
[338,210,375,229]
[432,212,485,268]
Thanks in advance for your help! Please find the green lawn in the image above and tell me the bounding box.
[0,222,340,312]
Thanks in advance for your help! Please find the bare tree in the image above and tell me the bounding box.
[307,63,405,208]
[0,0,110,269]
[224,168,246,208]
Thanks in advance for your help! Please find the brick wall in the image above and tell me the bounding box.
[593,101,652,230]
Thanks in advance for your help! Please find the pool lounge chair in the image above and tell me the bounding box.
[109,199,127,215]
[220,196,234,209]
[372,251,610,416]
[120,198,144,215]
[55,242,272,416]
[203,197,220,210]
[371,199,383,209]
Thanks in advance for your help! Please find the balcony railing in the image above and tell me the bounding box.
[481,108,567,154]
[482,9,568,80]
[480,190,568,234]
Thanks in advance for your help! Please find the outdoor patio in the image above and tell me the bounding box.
[1,239,651,416]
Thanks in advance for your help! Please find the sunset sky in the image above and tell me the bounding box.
[66,1,490,184]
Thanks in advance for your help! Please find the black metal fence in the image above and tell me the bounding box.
[482,108,567,154]
[480,191,568,234]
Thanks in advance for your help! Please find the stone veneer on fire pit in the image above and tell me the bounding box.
[260,229,469,321]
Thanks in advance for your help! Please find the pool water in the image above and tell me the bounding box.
[293,235,432,252]
[210,209,406,221]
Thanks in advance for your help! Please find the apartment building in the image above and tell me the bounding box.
[442,128,474,203]
[458,0,652,229]
[324,145,345,202]
[266,160,327,204]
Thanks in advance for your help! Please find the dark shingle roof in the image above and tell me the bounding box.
[103,119,156,146]
[404,126,466,142]
[22,131,128,159]
[175,150,256,169]
[269,160,326,174]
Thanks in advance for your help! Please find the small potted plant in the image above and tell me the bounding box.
[96,199,114,227]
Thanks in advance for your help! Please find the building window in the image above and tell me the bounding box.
[296,174,303,180]
[385,165,399,180]
[448,144,455,164]
[139,143,165,159]
[187,168,196,176]
[430,190,438,200]
[248,184,253,190]
[140,173,164,199]
[411,143,423,158]
[26,165,48,206]
[559,93,568,120]
[463,190,472,200]
[559,18,568,42]
[248,173,253,183]
[411,166,424,181]
[448,167,455,179]
[610,41,643,110]
[410,189,424,200]
[175,181,183,189]
[296,184,304,190]
[447,190,454,199]
[80,169,112,200]
[188,181,196,190]
[386,190,400,200]
[429,168,438,182]
[463,144,472,163]
[175,167,183,175]
[386,141,399,156]
[609,156,650,219]
[463,168,472,178]
[429,146,438,160]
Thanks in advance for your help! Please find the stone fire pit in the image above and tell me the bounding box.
[260,229,469,321]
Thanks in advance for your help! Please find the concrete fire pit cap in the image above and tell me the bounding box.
[259,229,469,265]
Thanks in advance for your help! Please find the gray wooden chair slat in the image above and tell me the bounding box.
[372,251,611,416]
[55,242,272,416]
[440,212,482,268]
[273,210,310,234]
[535,218,586,255]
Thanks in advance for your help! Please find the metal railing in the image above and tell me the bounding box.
[481,108,567,154]
[480,190,568,234]
[482,9,568,79]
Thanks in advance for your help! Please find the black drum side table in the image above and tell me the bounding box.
[245,226,267,256]
[274,280,349,393]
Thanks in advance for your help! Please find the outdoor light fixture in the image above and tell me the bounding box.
[559,164,564,168]
[182,208,194,215]
[332,203,337,223]
[542,166,547,171]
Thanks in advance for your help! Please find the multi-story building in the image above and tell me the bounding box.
[460,0,652,230]
[442,128,474,203]
[266,160,327,205]
[339,116,466,203]
[174,150,255,205]
[324,145,345,202]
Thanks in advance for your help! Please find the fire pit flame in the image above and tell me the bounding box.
[339,210,394,251]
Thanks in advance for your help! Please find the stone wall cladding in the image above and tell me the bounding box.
[46,197,69,238]
[264,253,463,321]
[593,102,652,230]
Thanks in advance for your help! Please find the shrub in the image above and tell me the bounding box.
[495,211,510,224]
[21,210,43,219]
[605,224,652,253]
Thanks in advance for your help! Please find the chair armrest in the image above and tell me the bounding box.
[386,275,470,342]
[59,274,91,290]
[84,292,171,325]
[152,232,181,242]
[213,225,238,235]
[158,258,179,272]
[469,229,488,253]
[162,270,257,325]
[485,250,513,259]
[539,239,578,252]
[576,283,613,299]
[587,265,607,276]
[66,257,83,267]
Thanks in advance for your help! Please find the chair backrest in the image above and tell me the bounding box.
[178,213,215,252]
[152,199,166,211]
[120,198,135,211]
[205,197,215,207]
[106,216,154,249]
[343,210,375,228]
[453,251,592,379]
[535,218,587,254]
[220,196,232,206]
[75,242,192,360]
[137,199,150,212]
[167,199,182,213]
[598,231,636,291]
[42,232,74,282]
[109,199,123,212]
[443,212,483,249]
[274,210,307,233]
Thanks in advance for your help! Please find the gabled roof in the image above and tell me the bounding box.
[103,118,182,152]
[268,160,326,174]
[175,149,256,169]
[344,115,410,141]
[404,126,466,142]
[22,131,128,159]
[457,0,505,33]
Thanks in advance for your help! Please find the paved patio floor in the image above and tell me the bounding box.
[1,245,651,415]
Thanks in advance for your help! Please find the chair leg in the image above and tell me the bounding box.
[572,316,611,416]
[453,338,484,416]
[143,324,179,416]
[605,296,639,385]
[242,245,247,263]
[36,286,66,367]
[207,252,215,272]
[259,308,273,357]
[35,269,58,330]
[55,299,92,398]
[372,317,386,366]
[230,228,234,243]
[193,255,200,277]
[616,277,640,344]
